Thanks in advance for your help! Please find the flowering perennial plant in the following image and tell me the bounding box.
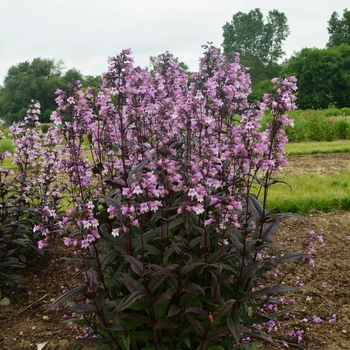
[29,45,305,349]
[0,100,65,292]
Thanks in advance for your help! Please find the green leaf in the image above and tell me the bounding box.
[154,296,171,319]
[227,314,241,344]
[141,346,155,350]
[128,299,149,311]
[122,335,131,350]
[183,334,191,348]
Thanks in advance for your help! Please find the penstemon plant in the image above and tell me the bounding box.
[0,100,64,294]
[43,44,305,349]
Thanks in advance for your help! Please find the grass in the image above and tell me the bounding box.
[0,139,15,154]
[285,140,350,155]
[257,170,350,215]
[252,140,350,215]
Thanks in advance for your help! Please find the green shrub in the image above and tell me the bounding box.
[40,123,51,133]
[341,107,350,116]
[0,139,14,153]
[333,120,348,139]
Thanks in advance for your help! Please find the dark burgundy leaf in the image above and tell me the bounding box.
[186,314,205,338]
[154,318,179,330]
[168,304,181,317]
[120,273,144,293]
[183,282,205,295]
[274,251,307,263]
[117,289,148,311]
[47,285,88,310]
[154,292,171,307]
[238,285,296,301]
[121,313,153,326]
[180,261,205,276]
[185,307,209,318]
[204,326,231,342]
[124,255,144,276]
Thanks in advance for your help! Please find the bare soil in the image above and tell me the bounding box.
[1,153,350,350]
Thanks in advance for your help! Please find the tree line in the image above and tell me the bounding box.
[222,7,350,109]
[0,7,349,125]
[0,59,101,124]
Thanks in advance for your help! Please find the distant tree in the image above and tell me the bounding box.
[281,45,350,109]
[222,8,289,83]
[249,79,276,102]
[148,55,189,72]
[327,8,350,48]
[0,58,84,124]
[62,68,84,86]
[83,75,102,87]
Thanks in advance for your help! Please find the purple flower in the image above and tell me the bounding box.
[329,314,337,324]
[296,279,304,287]
[311,315,323,324]
[286,327,303,343]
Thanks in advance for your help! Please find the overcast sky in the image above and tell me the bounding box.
[1,0,348,85]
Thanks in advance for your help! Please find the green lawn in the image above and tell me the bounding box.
[255,140,350,214]
[285,140,350,155]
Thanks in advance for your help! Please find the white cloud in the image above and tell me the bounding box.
[0,0,349,83]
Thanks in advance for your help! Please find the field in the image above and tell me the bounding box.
[0,152,349,350]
